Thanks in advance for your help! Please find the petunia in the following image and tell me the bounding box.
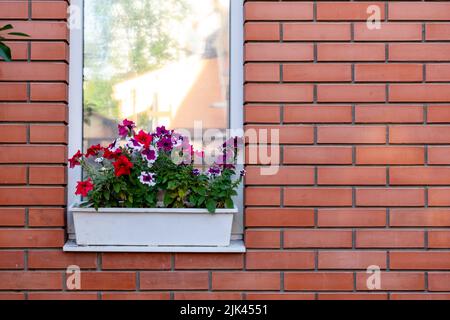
[142,146,158,164]
[155,126,170,137]
[139,172,156,187]
[103,147,121,160]
[207,166,222,177]
[126,137,143,152]
[75,178,94,197]
[85,144,103,158]
[157,137,173,152]
[113,155,134,177]
[107,139,119,152]
[69,150,83,169]
[118,119,136,138]
[192,168,201,176]
[134,130,153,148]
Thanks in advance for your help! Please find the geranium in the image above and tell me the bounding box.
[85,144,102,158]
[113,155,133,177]
[69,150,83,168]
[118,119,136,137]
[139,172,156,187]
[75,178,94,197]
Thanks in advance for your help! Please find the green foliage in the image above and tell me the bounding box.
[0,24,29,61]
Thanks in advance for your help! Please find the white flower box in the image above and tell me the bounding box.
[71,206,236,247]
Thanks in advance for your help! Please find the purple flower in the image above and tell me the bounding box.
[126,137,143,151]
[192,168,201,176]
[157,137,173,152]
[240,169,247,178]
[223,136,244,149]
[216,149,236,169]
[139,172,156,187]
[118,119,136,138]
[142,146,158,164]
[108,139,119,152]
[208,166,222,177]
[156,126,170,137]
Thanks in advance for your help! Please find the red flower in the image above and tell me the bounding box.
[103,148,121,160]
[113,155,134,177]
[75,178,94,197]
[69,150,83,168]
[134,130,153,148]
[85,144,103,158]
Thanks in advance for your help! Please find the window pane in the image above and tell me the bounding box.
[83,0,230,149]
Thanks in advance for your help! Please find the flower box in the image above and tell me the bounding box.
[72,206,237,247]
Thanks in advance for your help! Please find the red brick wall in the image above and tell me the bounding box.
[0,0,450,300]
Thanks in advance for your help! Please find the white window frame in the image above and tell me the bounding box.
[67,0,244,251]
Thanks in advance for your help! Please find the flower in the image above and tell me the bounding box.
[69,150,83,168]
[192,168,201,176]
[134,130,153,148]
[113,155,133,177]
[208,166,222,177]
[118,119,136,137]
[155,126,170,137]
[85,144,103,158]
[142,146,158,164]
[126,137,143,152]
[216,149,236,169]
[240,169,247,178]
[107,139,119,152]
[139,172,156,187]
[103,148,121,160]
[157,137,173,152]
[95,157,104,164]
[223,136,244,149]
[75,178,94,197]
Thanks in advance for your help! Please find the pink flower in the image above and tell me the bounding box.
[118,119,136,137]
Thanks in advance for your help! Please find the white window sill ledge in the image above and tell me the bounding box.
[63,240,246,253]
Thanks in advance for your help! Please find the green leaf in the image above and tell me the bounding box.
[225,198,234,209]
[0,42,12,62]
[113,183,121,193]
[206,199,217,214]
[8,32,30,37]
[0,24,13,32]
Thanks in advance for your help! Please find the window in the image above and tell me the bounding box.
[67,0,244,249]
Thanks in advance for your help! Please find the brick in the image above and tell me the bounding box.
[31,42,68,61]
[30,125,67,144]
[284,188,353,207]
[390,85,450,102]
[1,42,28,61]
[245,23,279,41]
[245,105,280,124]
[428,106,450,123]
[102,292,170,300]
[0,229,64,248]
[317,2,385,21]
[285,273,353,291]
[31,1,68,19]
[0,103,67,122]
[246,145,280,165]
[245,64,280,82]
[318,44,385,61]
[356,147,425,165]
[245,187,280,206]
[356,272,425,291]
[355,105,424,124]
[390,252,450,270]
[28,251,97,269]
[0,83,27,101]
[0,272,62,290]
[429,147,450,165]
[354,23,422,41]
[318,167,386,186]
[0,251,24,269]
[355,64,423,82]
[389,3,450,21]
[389,44,450,61]
[0,125,27,143]
[390,167,450,185]
[140,272,208,290]
[0,208,25,227]
[317,126,386,144]
[284,147,353,165]
[174,292,242,300]
[245,84,314,103]
[0,166,27,184]
[283,23,351,41]
[428,273,450,291]
[30,83,68,102]
[284,230,352,249]
[212,272,280,291]
[356,230,424,248]
[391,293,450,300]
[29,293,97,300]
[319,293,388,300]
[175,254,243,270]
[390,126,450,144]
[0,145,66,164]
[247,293,315,300]
[427,65,450,82]
[245,230,280,249]
[319,251,387,270]
[0,1,28,19]
[2,21,68,40]
[245,43,313,62]
[78,272,136,291]
[284,105,352,124]
[356,188,425,207]
[0,62,67,81]
[244,2,313,21]
[426,23,450,41]
[245,125,314,144]
[317,85,386,103]
[246,208,314,227]
[29,166,66,185]
[245,166,314,185]
[28,208,64,227]
[390,209,450,227]
[0,293,25,300]
[283,64,351,82]
[318,209,386,228]
[429,188,450,206]
[246,251,314,270]
[0,187,65,205]
[102,253,171,270]
[428,231,450,249]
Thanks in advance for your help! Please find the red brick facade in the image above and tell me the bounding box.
[0,0,450,300]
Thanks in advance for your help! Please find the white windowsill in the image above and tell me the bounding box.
[63,240,246,253]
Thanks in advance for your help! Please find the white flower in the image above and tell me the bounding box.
[126,137,143,152]
[139,172,156,187]
[95,157,104,163]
